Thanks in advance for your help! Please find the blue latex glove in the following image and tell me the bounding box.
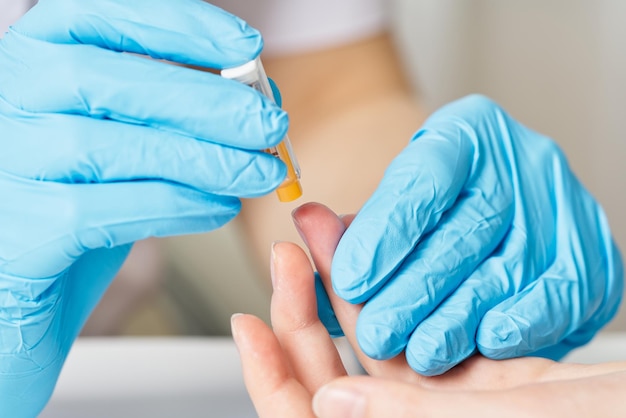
[0,0,287,415]
[327,95,623,375]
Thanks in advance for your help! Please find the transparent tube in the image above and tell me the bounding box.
[221,58,302,202]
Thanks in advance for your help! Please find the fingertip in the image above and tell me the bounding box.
[230,313,244,339]
[330,228,389,305]
[355,319,404,361]
[208,197,241,228]
[476,311,526,359]
[226,14,264,62]
[291,202,318,228]
[290,202,345,254]
[476,276,580,360]
[291,202,335,221]
[405,354,452,377]
[230,152,287,198]
[405,331,461,376]
[230,313,262,335]
[231,313,261,353]
[427,94,501,127]
[313,380,366,418]
[328,263,371,304]
[270,241,279,287]
[270,240,308,290]
[267,155,289,191]
[457,94,499,111]
[263,108,290,148]
[291,203,313,246]
[16,1,265,68]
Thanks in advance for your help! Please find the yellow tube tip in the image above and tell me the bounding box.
[276,181,303,202]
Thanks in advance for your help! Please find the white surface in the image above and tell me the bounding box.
[41,336,363,418]
[564,332,626,364]
[41,337,256,418]
[40,333,626,417]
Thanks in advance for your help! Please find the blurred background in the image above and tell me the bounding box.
[80,0,626,338]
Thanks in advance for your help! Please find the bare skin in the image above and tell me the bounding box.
[231,202,626,418]
[237,33,425,276]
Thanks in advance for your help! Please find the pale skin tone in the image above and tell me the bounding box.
[231,202,626,418]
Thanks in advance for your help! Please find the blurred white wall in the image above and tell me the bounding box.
[391,0,626,330]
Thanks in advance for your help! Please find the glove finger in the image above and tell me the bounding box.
[478,232,624,361]
[0,173,240,278]
[404,229,534,376]
[64,245,133,332]
[0,39,287,150]
[13,0,261,68]
[0,343,67,417]
[355,185,513,360]
[477,276,580,361]
[331,132,474,303]
[332,95,516,304]
[477,162,624,360]
[0,105,286,197]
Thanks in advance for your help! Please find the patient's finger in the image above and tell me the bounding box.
[293,204,576,391]
[291,203,352,320]
[231,314,316,418]
[312,376,514,418]
[270,241,347,394]
[293,203,418,381]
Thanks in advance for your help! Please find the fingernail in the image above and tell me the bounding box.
[291,210,308,247]
[230,313,243,341]
[313,383,366,418]
[270,241,280,288]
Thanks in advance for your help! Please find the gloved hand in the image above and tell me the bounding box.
[327,95,623,375]
[0,0,287,415]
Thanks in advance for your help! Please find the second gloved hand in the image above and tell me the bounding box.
[0,0,287,416]
[328,95,623,375]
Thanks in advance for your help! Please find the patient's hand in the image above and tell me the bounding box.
[231,202,626,417]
